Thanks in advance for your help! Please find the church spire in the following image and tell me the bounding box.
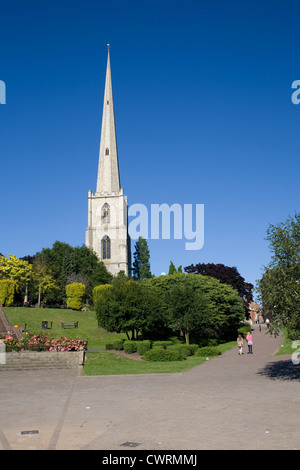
[96,46,121,194]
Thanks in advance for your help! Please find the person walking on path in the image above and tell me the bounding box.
[237,334,244,355]
[246,331,253,354]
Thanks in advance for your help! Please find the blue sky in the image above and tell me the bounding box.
[0,0,299,294]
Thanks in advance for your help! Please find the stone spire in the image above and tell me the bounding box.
[96,46,121,195]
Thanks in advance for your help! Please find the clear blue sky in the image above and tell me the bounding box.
[1,0,299,293]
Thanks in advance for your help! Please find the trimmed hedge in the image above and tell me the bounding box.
[152,341,173,349]
[112,340,124,350]
[167,344,190,359]
[123,340,137,353]
[194,346,221,358]
[136,340,151,355]
[143,347,185,362]
[197,338,219,347]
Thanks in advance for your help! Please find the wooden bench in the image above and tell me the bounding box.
[61,321,78,329]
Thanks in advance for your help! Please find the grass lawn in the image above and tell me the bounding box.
[3,306,238,375]
[83,340,238,376]
[275,329,294,356]
[83,351,208,375]
[3,306,126,349]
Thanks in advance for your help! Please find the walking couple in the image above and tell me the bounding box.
[237,332,253,355]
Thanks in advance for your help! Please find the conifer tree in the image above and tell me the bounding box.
[132,236,152,281]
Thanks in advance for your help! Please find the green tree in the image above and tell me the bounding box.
[32,258,58,307]
[168,261,177,275]
[132,237,152,281]
[0,254,33,302]
[167,279,209,344]
[94,279,167,340]
[143,273,244,341]
[257,212,300,337]
[33,241,112,305]
[0,279,17,306]
[168,261,183,274]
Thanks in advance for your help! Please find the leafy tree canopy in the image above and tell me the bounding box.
[257,212,300,337]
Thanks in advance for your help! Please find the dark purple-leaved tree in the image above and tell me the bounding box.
[184,263,253,318]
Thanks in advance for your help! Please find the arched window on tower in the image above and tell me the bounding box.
[105,148,109,155]
[101,235,111,260]
[101,203,110,224]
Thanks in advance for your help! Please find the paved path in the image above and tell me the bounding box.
[1,324,300,450]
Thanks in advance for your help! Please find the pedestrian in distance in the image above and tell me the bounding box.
[237,334,244,355]
[246,331,253,354]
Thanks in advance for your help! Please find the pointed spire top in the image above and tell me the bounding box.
[96,45,121,195]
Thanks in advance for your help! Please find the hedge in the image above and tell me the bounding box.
[143,347,185,362]
[152,341,173,349]
[136,340,151,355]
[167,344,191,359]
[123,340,137,353]
[194,346,221,358]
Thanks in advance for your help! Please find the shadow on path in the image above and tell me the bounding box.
[257,358,300,382]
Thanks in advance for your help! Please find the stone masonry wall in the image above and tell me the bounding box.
[0,350,85,371]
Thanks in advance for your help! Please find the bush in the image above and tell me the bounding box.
[105,343,114,350]
[189,344,200,355]
[197,338,219,347]
[194,346,221,358]
[66,282,86,310]
[136,340,151,355]
[167,344,191,359]
[238,323,251,338]
[144,347,185,362]
[92,284,112,306]
[123,340,137,353]
[112,340,124,350]
[152,341,173,349]
[0,279,16,306]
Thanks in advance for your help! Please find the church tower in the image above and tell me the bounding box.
[85,47,131,276]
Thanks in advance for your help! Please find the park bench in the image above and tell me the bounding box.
[61,321,78,329]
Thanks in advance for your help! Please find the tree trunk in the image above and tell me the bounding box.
[38,287,41,308]
[185,331,190,345]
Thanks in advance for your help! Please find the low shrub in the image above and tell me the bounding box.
[105,343,114,350]
[152,341,173,349]
[197,338,219,347]
[112,340,124,350]
[238,323,251,338]
[167,344,190,359]
[123,340,137,353]
[143,347,185,362]
[194,346,221,358]
[189,344,200,355]
[136,340,151,355]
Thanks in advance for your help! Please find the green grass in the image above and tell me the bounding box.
[83,351,207,375]
[3,306,237,375]
[275,328,294,356]
[3,306,126,349]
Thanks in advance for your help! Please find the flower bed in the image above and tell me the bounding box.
[1,332,87,352]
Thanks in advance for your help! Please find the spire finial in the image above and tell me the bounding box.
[107,43,110,51]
